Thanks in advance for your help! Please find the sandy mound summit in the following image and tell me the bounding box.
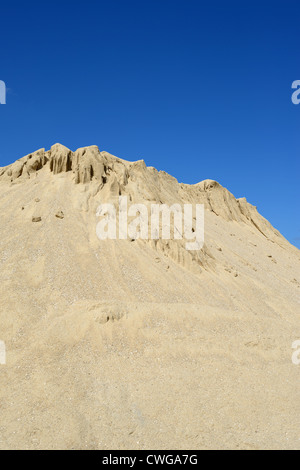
[0,144,299,450]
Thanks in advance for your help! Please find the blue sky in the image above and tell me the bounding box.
[0,0,299,247]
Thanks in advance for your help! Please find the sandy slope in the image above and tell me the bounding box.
[0,144,299,450]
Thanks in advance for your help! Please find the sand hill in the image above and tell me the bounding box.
[0,144,299,450]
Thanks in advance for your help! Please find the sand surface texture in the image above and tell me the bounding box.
[0,144,299,449]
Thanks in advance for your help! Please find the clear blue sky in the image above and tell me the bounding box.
[0,0,299,247]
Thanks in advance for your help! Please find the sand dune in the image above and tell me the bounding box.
[0,144,299,449]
